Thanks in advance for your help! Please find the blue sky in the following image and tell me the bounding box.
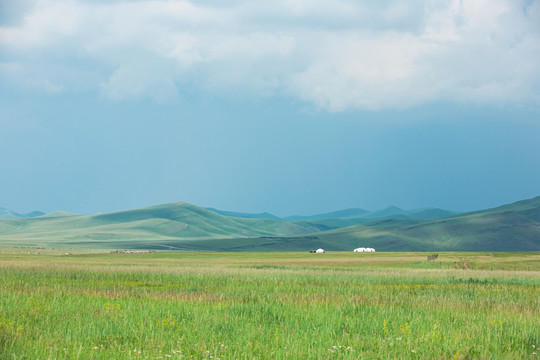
[1,0,539,216]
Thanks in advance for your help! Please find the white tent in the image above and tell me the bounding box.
[315,248,325,253]
[354,247,375,252]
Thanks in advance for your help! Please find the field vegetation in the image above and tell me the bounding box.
[0,250,538,359]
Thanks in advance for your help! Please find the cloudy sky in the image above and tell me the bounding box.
[1,0,539,216]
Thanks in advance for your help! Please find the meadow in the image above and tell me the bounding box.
[0,250,538,359]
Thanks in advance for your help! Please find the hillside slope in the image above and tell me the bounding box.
[284,208,371,221]
[225,196,540,252]
[208,206,456,222]
[0,202,323,249]
[0,208,45,218]
[205,208,281,220]
[1,196,538,251]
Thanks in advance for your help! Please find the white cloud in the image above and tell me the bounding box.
[0,0,539,110]
[100,60,179,102]
[288,32,439,110]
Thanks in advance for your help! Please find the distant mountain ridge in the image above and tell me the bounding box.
[207,206,457,221]
[0,208,45,219]
[205,208,281,220]
[0,202,324,249]
[38,211,79,218]
[284,208,371,221]
[238,195,540,252]
[0,196,538,252]
[2,204,457,221]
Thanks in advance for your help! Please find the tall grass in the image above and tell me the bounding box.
[0,251,538,359]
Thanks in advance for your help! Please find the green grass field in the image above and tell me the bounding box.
[0,251,538,359]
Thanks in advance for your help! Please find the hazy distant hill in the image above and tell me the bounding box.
[219,196,540,252]
[461,196,540,215]
[208,206,456,222]
[361,206,457,220]
[0,202,323,249]
[38,211,79,218]
[284,208,371,221]
[0,207,45,218]
[404,208,457,219]
[205,208,281,220]
[0,197,538,251]
[362,206,407,219]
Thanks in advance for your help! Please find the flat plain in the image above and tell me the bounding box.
[0,250,538,359]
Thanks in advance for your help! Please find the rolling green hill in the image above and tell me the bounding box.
[225,196,540,252]
[284,208,371,221]
[207,206,456,221]
[0,207,45,218]
[462,195,540,215]
[404,208,457,219]
[38,211,79,218]
[0,196,538,251]
[0,202,323,249]
[205,208,281,220]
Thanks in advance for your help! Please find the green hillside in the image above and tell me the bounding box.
[0,207,45,218]
[287,208,458,231]
[206,205,457,223]
[205,208,281,220]
[1,196,538,251]
[461,195,540,215]
[38,211,79,218]
[228,196,540,252]
[292,217,372,230]
[0,202,322,249]
[361,206,457,220]
[284,208,371,221]
[403,208,457,219]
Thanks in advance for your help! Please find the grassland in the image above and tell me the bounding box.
[0,251,538,359]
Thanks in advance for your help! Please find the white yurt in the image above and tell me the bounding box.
[315,248,325,253]
[354,247,376,252]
